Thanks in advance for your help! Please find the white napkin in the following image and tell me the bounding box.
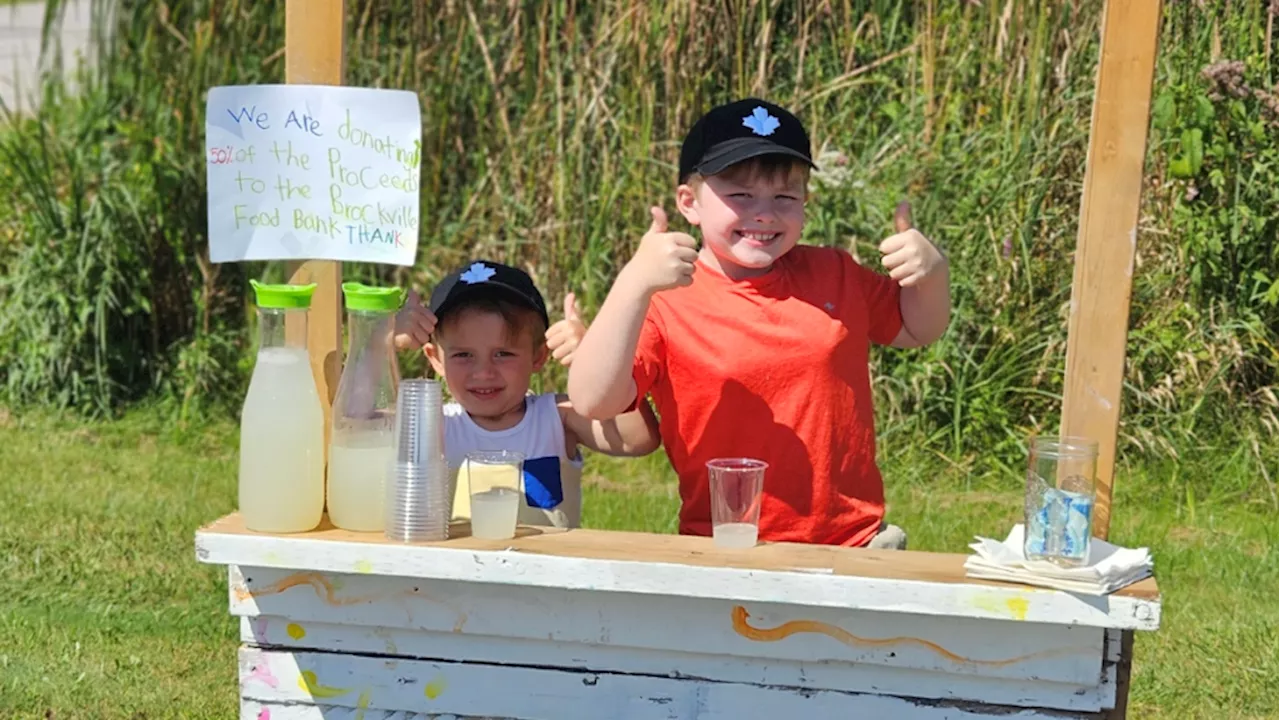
[963,524,1153,595]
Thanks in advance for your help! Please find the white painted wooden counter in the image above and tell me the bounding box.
[195,513,1160,719]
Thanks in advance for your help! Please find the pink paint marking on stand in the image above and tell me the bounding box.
[248,663,280,688]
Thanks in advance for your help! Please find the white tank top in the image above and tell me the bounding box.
[444,393,583,528]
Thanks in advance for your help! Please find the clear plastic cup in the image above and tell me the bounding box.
[384,377,450,543]
[464,451,524,541]
[394,380,444,465]
[707,458,767,549]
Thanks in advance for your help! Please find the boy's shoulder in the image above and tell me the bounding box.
[783,244,865,270]
[645,246,874,323]
[783,243,853,272]
[786,244,894,292]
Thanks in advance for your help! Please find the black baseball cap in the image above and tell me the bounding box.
[429,260,550,328]
[678,98,816,183]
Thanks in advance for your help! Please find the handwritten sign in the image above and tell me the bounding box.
[205,85,422,266]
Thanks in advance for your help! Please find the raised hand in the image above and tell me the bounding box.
[624,206,699,293]
[546,292,587,367]
[879,201,945,288]
[392,289,437,351]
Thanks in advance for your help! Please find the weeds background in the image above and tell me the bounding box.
[0,0,1275,485]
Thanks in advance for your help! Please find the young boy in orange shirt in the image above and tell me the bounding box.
[568,99,950,548]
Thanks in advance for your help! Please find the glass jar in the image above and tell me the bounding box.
[239,281,324,533]
[1023,436,1099,566]
[327,283,403,531]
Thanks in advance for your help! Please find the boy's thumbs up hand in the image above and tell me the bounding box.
[546,291,588,367]
[564,292,583,323]
[393,289,438,351]
[879,200,946,288]
[648,206,666,233]
[893,200,914,234]
[625,206,699,294]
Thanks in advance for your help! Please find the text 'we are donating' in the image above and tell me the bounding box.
[205,85,423,266]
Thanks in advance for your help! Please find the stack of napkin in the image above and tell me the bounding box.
[964,524,1153,595]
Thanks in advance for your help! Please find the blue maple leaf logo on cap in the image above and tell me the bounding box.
[742,106,780,136]
[460,262,496,284]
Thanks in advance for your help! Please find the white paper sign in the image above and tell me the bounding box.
[205,85,422,266]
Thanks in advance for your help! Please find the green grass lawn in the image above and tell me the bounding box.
[1,409,1275,718]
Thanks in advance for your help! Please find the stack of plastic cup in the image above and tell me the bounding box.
[384,379,452,542]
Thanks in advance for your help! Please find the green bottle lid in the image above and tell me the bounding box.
[250,280,317,309]
[342,282,405,312]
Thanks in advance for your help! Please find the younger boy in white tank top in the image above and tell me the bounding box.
[394,260,660,529]
[443,392,583,528]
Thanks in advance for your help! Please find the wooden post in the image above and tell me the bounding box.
[1062,0,1162,541]
[284,0,346,450]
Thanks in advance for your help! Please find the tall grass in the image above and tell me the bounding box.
[0,0,1275,487]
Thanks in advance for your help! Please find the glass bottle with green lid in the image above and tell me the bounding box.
[239,281,325,533]
[327,282,404,532]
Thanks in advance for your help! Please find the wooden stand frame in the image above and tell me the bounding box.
[284,0,346,450]
[280,0,1165,540]
[267,1,1165,717]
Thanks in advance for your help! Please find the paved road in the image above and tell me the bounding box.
[0,0,92,113]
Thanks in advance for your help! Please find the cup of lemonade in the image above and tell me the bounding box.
[707,458,767,549]
[465,450,525,540]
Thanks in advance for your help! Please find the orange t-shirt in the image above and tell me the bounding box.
[633,245,903,546]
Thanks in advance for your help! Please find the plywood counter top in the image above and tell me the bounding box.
[196,512,1160,632]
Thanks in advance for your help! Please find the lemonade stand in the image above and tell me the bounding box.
[197,1,1164,717]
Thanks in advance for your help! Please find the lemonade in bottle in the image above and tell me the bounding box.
[328,283,403,531]
[239,281,325,533]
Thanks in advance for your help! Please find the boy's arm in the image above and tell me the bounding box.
[558,394,661,457]
[564,271,648,418]
[342,291,436,418]
[879,202,951,348]
[891,264,950,348]
[342,339,388,419]
[567,207,697,418]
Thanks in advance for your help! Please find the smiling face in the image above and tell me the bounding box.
[427,303,548,431]
[676,157,809,281]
